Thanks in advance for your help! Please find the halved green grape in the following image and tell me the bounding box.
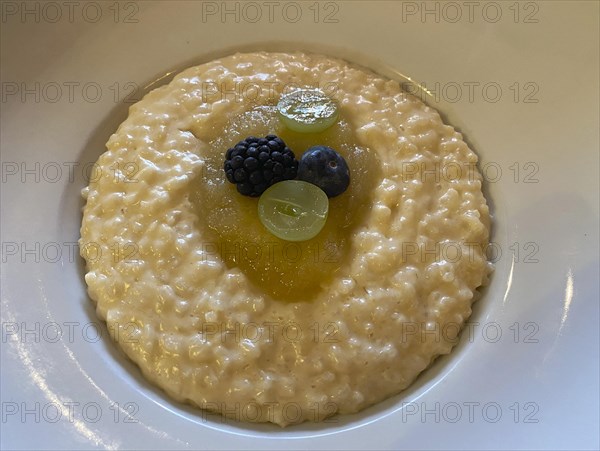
[258,180,329,241]
[277,89,339,133]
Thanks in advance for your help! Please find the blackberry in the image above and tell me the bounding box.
[223,134,299,197]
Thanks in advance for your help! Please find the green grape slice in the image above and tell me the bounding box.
[277,89,339,133]
[258,180,329,241]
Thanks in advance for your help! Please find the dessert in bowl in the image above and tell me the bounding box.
[79,51,492,427]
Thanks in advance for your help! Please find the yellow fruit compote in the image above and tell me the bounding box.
[190,105,381,301]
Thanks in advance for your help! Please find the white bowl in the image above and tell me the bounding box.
[2,2,598,449]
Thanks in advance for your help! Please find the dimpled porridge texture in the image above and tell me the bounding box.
[79,52,493,426]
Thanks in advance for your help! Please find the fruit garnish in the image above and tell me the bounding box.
[223,134,299,196]
[277,89,339,133]
[258,180,329,241]
[296,145,350,197]
[193,106,380,300]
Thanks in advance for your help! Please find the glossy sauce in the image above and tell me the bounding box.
[191,106,381,300]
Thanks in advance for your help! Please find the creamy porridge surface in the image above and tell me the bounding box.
[80,52,492,426]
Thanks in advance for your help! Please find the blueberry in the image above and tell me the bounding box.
[297,146,350,197]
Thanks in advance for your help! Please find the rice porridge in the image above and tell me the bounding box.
[79,52,492,426]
